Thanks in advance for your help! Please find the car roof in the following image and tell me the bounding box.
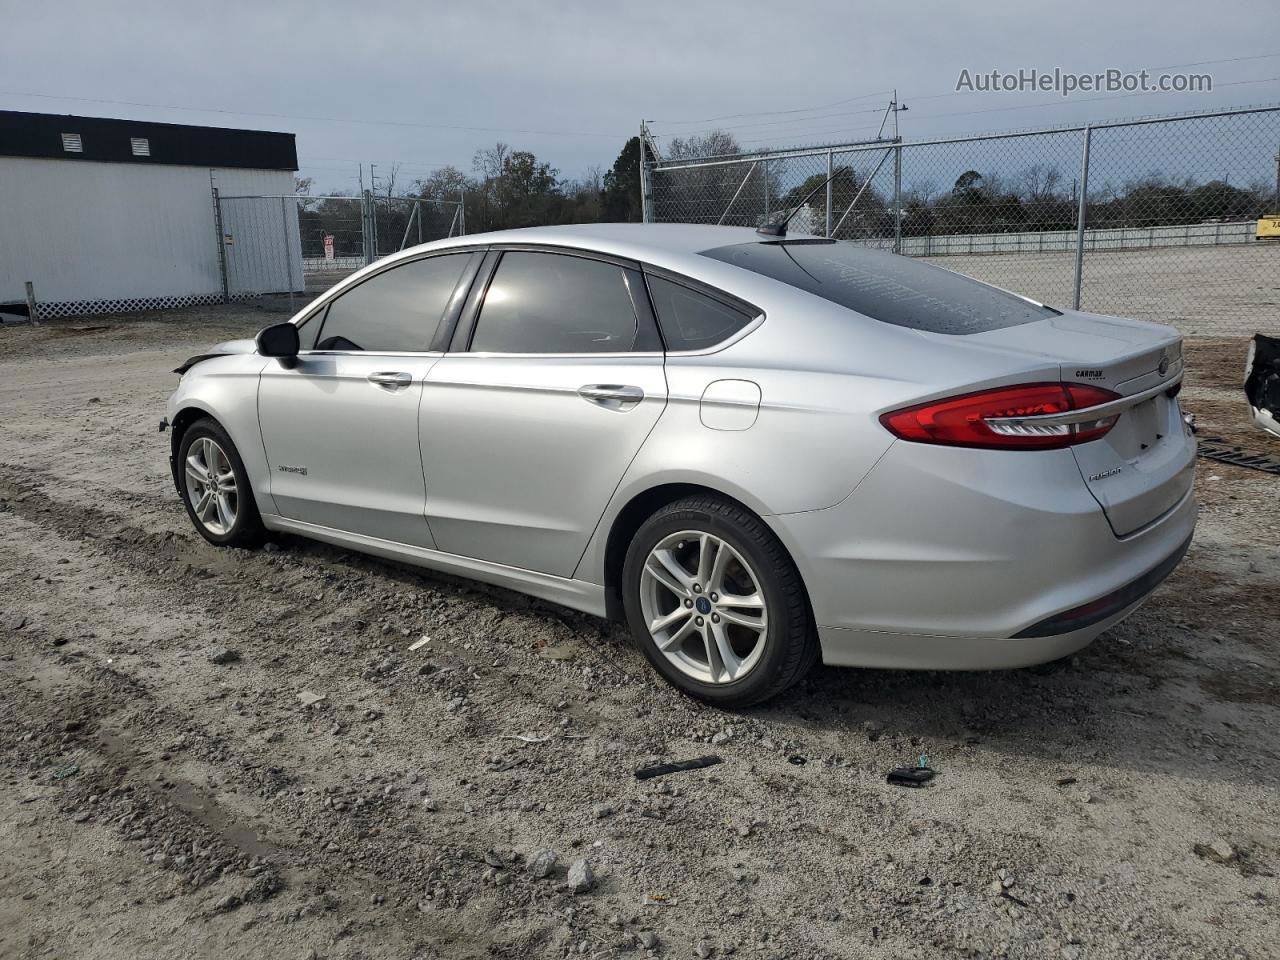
[455,222,762,256]
[413,222,823,266]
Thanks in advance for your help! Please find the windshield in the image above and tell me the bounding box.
[700,240,1058,335]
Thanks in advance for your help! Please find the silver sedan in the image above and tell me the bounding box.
[165,224,1196,706]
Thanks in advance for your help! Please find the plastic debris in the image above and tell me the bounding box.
[887,766,935,788]
[635,755,722,780]
[641,892,677,906]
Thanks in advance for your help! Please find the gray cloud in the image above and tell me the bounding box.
[3,0,1277,191]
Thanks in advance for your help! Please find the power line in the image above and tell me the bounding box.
[656,105,889,138]
[895,53,1280,109]
[906,75,1280,124]
[648,89,893,126]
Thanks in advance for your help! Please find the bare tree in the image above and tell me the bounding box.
[1019,164,1063,204]
[377,162,402,200]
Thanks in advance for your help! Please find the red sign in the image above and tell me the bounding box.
[323,234,335,260]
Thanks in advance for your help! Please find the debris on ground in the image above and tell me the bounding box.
[635,756,722,780]
[207,647,241,665]
[297,690,325,707]
[641,892,676,907]
[886,766,935,788]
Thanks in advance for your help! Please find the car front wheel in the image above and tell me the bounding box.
[178,417,265,548]
[622,495,818,708]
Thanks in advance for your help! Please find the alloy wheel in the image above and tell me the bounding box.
[185,436,238,536]
[638,529,769,684]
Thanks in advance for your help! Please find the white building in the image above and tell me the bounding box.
[0,110,301,319]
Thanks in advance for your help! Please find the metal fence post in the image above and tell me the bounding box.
[279,196,296,313]
[1072,125,1093,310]
[361,191,374,265]
[825,150,833,237]
[210,185,230,303]
[893,145,903,253]
[458,190,466,236]
[763,158,770,220]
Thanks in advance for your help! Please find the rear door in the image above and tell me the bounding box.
[421,249,667,576]
[258,251,479,546]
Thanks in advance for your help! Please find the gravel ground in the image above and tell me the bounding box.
[1,305,1277,960]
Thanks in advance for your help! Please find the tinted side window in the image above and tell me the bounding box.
[646,275,754,351]
[296,310,323,350]
[469,252,637,354]
[316,253,471,352]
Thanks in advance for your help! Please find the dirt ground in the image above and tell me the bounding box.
[1,305,1277,960]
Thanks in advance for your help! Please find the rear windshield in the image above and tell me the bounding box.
[700,240,1058,335]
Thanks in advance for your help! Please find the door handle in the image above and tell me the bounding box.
[578,384,644,409]
[369,371,412,389]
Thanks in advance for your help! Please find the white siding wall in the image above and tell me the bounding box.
[0,157,297,310]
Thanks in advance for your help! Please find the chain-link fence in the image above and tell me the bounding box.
[212,191,465,310]
[643,105,1280,336]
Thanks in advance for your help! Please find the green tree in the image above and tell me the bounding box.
[603,137,643,222]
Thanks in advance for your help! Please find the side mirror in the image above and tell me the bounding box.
[256,322,299,364]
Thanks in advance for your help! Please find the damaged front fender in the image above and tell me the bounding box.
[174,338,259,375]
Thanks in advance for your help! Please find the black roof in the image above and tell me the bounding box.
[0,110,297,171]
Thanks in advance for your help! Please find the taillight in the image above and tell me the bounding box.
[880,382,1121,450]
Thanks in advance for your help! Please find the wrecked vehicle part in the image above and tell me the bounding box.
[174,338,260,376]
[1244,333,1280,439]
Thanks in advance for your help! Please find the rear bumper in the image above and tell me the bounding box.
[815,602,1138,671]
[766,439,1197,670]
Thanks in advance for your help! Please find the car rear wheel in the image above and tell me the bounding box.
[622,494,818,708]
[178,418,265,548]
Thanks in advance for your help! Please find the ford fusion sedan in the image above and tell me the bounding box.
[164,224,1196,706]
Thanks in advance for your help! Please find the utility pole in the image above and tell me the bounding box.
[639,121,652,223]
[889,89,908,254]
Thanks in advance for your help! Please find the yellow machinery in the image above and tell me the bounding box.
[1258,216,1280,240]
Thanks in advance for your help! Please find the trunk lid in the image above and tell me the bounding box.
[969,310,1194,537]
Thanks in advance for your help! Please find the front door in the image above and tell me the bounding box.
[258,251,478,547]
[421,250,668,577]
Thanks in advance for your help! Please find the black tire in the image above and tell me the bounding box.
[621,494,819,708]
[177,417,265,548]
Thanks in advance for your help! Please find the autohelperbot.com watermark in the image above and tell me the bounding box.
[955,68,1212,97]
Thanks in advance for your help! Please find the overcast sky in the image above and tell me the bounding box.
[3,0,1279,192]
